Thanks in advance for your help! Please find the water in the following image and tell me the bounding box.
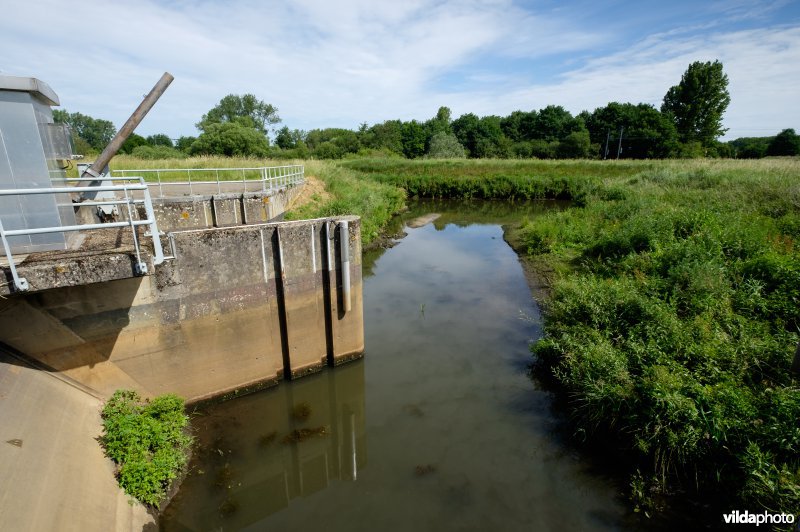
[162,200,629,531]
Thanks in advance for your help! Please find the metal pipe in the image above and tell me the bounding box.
[0,184,147,195]
[79,72,174,182]
[340,220,351,313]
[2,220,153,236]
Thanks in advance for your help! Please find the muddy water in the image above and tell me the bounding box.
[161,199,630,531]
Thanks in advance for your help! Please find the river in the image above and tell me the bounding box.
[161,199,631,531]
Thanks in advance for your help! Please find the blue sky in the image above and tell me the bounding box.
[2,0,798,140]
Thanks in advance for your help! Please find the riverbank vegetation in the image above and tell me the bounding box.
[384,157,800,518]
[99,390,193,507]
[343,157,800,519]
[513,159,799,518]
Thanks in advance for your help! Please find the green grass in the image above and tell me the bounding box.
[99,390,193,507]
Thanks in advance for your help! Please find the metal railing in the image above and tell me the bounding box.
[110,165,304,199]
[0,176,166,293]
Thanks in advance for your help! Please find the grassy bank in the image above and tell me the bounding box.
[341,158,649,200]
[509,159,800,518]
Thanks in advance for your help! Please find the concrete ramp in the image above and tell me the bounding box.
[0,349,154,531]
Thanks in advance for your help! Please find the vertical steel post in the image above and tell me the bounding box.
[340,220,351,313]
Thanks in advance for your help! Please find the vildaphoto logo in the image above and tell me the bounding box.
[722,510,796,526]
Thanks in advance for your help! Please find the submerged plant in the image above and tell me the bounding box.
[258,431,278,447]
[291,402,312,421]
[281,426,328,444]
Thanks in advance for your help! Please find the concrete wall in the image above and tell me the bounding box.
[145,185,303,231]
[74,183,303,232]
[0,215,364,403]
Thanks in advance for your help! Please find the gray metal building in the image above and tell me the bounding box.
[0,76,75,252]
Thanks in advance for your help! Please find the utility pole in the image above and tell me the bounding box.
[792,341,800,375]
[603,130,610,160]
[616,126,624,160]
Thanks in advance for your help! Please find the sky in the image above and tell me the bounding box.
[1,0,799,141]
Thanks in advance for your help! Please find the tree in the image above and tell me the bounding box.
[425,106,453,137]
[146,134,173,147]
[533,105,582,142]
[426,132,466,158]
[584,102,678,158]
[728,137,769,159]
[119,133,148,154]
[661,60,730,147]
[556,130,592,158]
[401,120,427,159]
[364,120,404,154]
[275,126,295,149]
[175,136,197,153]
[189,119,270,157]
[767,129,800,156]
[501,110,538,142]
[53,109,116,151]
[197,94,280,134]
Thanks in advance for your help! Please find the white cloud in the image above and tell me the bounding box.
[0,0,796,140]
[434,25,800,139]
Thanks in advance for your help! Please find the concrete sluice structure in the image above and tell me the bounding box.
[0,76,365,532]
[0,212,365,402]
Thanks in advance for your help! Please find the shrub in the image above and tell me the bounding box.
[100,390,193,506]
[130,145,188,160]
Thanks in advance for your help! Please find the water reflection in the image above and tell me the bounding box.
[162,360,366,531]
[363,198,569,277]
[163,199,629,532]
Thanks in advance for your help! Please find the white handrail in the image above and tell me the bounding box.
[0,178,166,293]
[109,165,304,199]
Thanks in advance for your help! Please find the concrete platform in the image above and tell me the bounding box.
[0,348,155,531]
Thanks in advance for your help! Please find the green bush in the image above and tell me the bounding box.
[130,145,188,160]
[100,390,193,506]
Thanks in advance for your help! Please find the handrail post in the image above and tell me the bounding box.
[0,218,29,292]
[140,178,166,265]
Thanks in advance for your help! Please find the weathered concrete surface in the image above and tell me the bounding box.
[0,227,151,297]
[0,216,364,403]
[0,348,155,532]
[0,184,303,296]
[139,184,302,231]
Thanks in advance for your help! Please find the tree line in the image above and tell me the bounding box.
[56,60,800,160]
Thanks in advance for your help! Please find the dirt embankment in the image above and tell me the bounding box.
[286,175,331,211]
[502,224,556,306]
